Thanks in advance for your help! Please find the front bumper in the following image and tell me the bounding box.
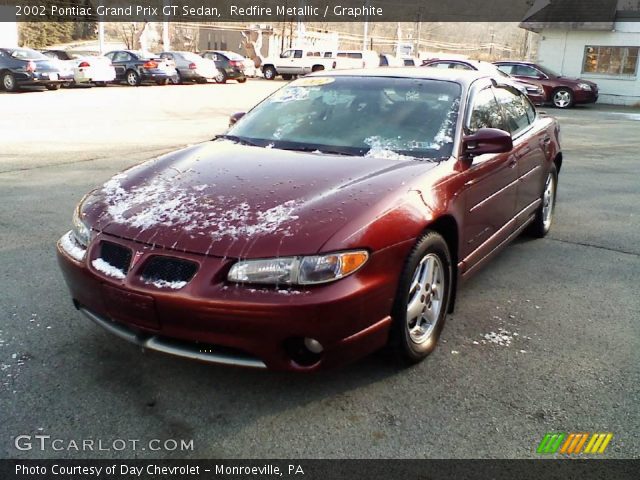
[57,232,404,371]
[574,89,598,105]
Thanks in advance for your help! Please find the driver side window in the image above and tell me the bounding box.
[468,88,507,133]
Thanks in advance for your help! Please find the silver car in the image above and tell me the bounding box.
[159,51,219,84]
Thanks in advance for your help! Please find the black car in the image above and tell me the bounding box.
[200,50,246,84]
[103,50,177,86]
[0,47,69,92]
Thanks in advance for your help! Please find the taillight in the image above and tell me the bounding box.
[143,61,158,69]
[26,60,36,72]
[78,61,90,68]
[188,62,197,70]
[229,60,242,68]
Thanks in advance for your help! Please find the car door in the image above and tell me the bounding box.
[493,86,548,227]
[107,51,129,80]
[459,85,518,271]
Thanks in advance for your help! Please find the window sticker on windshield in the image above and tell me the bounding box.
[406,90,420,101]
[272,87,311,103]
[438,95,451,101]
[290,77,335,87]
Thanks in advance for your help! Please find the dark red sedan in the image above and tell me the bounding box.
[494,61,599,108]
[57,69,562,371]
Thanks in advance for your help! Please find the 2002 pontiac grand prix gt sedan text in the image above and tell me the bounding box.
[57,69,562,372]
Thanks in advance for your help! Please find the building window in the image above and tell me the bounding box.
[582,46,639,76]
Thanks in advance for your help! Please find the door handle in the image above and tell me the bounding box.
[542,136,552,146]
[508,157,517,168]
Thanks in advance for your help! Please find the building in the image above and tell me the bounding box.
[522,0,640,105]
[0,9,18,46]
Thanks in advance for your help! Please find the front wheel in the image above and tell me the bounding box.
[46,84,61,90]
[125,69,140,86]
[237,77,247,83]
[171,71,182,85]
[1,71,17,91]
[263,66,276,80]
[527,164,558,238]
[390,232,452,364]
[155,78,169,86]
[553,88,574,108]
[214,71,227,84]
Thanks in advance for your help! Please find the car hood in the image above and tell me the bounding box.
[83,141,438,258]
[555,76,598,87]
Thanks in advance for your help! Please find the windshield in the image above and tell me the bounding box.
[228,76,461,159]
[9,48,46,60]
[181,52,204,62]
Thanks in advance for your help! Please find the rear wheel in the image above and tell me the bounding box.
[552,88,574,108]
[527,164,558,238]
[390,232,452,364]
[46,84,61,90]
[214,70,227,84]
[237,77,247,83]
[171,71,182,85]
[311,65,325,73]
[125,69,140,86]
[155,78,169,86]
[281,74,293,81]
[263,66,276,80]
[2,71,17,92]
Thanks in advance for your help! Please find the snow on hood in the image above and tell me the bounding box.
[84,141,439,258]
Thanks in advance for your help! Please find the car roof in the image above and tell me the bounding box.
[309,67,492,87]
[494,60,536,65]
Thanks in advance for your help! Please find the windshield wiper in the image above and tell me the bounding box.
[214,134,260,147]
[279,145,360,157]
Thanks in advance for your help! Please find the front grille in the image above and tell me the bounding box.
[141,256,198,284]
[100,242,133,274]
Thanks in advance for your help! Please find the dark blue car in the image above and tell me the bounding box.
[103,50,178,86]
[0,47,71,92]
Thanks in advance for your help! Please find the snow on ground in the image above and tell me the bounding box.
[147,279,187,290]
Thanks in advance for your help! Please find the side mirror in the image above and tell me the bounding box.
[462,128,513,159]
[229,112,246,127]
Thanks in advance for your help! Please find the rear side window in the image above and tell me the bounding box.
[493,87,533,135]
[468,88,507,133]
[513,64,542,77]
[495,64,514,75]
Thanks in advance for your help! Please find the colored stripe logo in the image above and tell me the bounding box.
[537,433,613,455]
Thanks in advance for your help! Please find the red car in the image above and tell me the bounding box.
[57,69,562,371]
[494,61,599,108]
[422,58,546,105]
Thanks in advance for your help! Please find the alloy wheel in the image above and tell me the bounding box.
[542,171,556,230]
[3,73,15,91]
[553,90,572,108]
[406,253,445,344]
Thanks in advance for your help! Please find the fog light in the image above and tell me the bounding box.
[304,337,324,354]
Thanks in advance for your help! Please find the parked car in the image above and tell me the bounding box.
[103,50,177,86]
[0,47,70,91]
[334,50,380,69]
[41,49,115,87]
[494,61,599,108]
[200,50,247,83]
[57,68,561,371]
[158,51,218,84]
[422,58,546,105]
[258,48,334,80]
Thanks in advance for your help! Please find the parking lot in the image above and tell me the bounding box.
[1,80,638,459]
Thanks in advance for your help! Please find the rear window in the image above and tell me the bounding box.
[8,48,46,60]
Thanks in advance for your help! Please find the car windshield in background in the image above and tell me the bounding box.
[10,48,46,60]
[228,76,461,159]
[224,52,245,60]
[181,52,204,62]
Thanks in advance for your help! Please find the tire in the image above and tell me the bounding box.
[94,81,108,87]
[282,74,293,81]
[46,84,61,90]
[311,65,325,73]
[237,77,247,83]
[2,71,18,92]
[125,69,140,86]
[214,70,227,84]
[171,71,182,85]
[552,88,574,109]
[196,78,207,84]
[389,231,453,364]
[263,66,277,80]
[527,164,558,238]
[155,78,169,86]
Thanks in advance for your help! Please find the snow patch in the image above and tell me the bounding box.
[59,231,86,262]
[148,280,187,290]
[364,136,414,161]
[92,259,126,280]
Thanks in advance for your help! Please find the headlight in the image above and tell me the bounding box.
[577,83,592,91]
[227,250,369,286]
[72,204,91,247]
